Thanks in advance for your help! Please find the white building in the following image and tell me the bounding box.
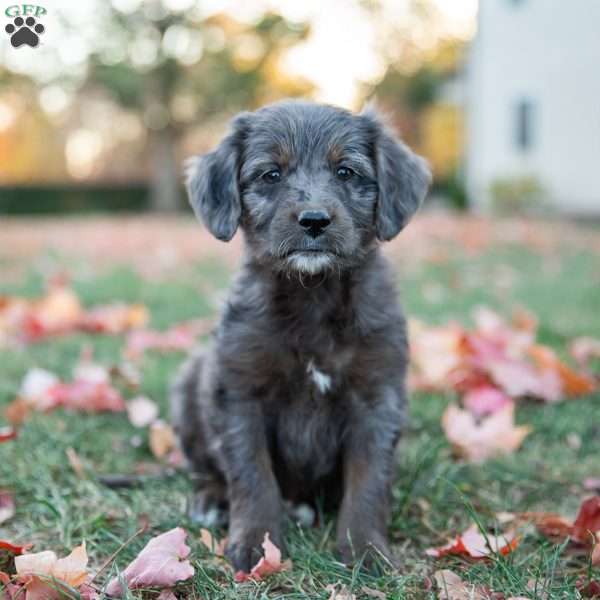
[466,0,600,214]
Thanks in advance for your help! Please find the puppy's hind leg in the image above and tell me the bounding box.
[170,348,228,527]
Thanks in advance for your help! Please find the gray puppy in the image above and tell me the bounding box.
[171,100,430,571]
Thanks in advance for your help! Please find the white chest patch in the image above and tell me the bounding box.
[306,359,332,394]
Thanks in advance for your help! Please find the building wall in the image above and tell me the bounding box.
[466,0,600,213]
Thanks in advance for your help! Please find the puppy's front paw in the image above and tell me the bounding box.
[226,527,285,573]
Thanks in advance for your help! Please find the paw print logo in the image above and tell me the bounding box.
[5,16,45,48]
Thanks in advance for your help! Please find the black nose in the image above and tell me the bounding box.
[298,210,331,238]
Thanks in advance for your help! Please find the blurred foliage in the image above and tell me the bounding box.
[369,35,467,206]
[0,184,150,214]
[0,0,476,213]
[490,175,547,215]
[83,4,313,210]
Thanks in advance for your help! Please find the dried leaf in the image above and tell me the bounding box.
[66,447,85,478]
[426,524,518,559]
[14,542,89,599]
[78,303,148,334]
[149,421,177,460]
[434,569,491,600]
[106,528,194,597]
[442,404,531,463]
[572,496,600,544]
[234,533,291,582]
[529,345,596,397]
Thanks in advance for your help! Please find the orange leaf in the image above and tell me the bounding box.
[426,524,518,559]
[529,345,596,397]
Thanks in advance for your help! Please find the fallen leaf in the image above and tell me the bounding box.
[4,396,30,426]
[14,542,89,599]
[149,420,177,460]
[442,404,531,463]
[127,396,159,428]
[18,363,126,415]
[200,529,226,557]
[463,385,513,417]
[66,447,85,478]
[434,569,491,600]
[529,345,596,397]
[106,528,194,597]
[0,427,16,443]
[0,540,31,555]
[408,320,463,389]
[517,496,600,546]
[234,532,292,582]
[125,319,212,359]
[0,491,15,525]
[0,284,149,345]
[520,512,573,540]
[576,577,600,598]
[426,524,518,559]
[78,303,148,334]
[572,496,600,543]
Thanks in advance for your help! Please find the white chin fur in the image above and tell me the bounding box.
[286,252,333,274]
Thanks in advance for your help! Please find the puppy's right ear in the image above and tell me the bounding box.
[185,113,251,241]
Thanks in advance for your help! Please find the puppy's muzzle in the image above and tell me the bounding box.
[298,210,331,239]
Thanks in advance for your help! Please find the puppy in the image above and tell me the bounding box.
[171,100,430,571]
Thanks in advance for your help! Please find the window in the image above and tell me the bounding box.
[514,99,535,151]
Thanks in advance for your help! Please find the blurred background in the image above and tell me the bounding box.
[3,0,597,216]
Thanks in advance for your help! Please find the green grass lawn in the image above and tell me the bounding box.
[1,218,599,599]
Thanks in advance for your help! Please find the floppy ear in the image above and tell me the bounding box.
[363,110,431,241]
[185,113,251,241]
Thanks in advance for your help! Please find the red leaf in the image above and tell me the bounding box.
[572,497,600,544]
[0,428,17,443]
[234,533,292,582]
[425,524,518,559]
[0,540,32,555]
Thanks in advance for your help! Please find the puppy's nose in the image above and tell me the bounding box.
[298,210,331,238]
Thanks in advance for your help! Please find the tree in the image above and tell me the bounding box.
[85,1,312,210]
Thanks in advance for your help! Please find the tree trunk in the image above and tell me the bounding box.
[149,127,181,211]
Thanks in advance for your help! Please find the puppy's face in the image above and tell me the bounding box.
[187,102,431,275]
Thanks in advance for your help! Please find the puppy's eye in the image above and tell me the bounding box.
[336,166,354,181]
[262,169,281,184]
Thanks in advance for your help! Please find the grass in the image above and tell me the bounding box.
[1,217,599,598]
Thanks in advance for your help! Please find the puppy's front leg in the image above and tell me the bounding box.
[218,401,284,573]
[336,387,404,566]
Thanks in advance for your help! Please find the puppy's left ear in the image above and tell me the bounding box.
[363,109,432,241]
[185,112,251,241]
